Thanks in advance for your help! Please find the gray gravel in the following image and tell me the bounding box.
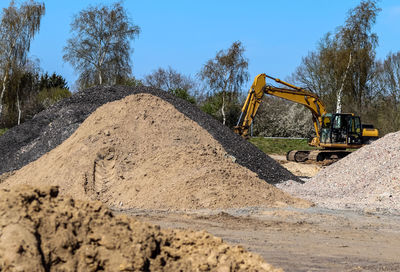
[276,131,400,215]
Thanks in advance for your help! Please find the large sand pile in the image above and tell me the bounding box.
[0,85,298,185]
[0,185,282,271]
[1,93,309,210]
[277,131,400,213]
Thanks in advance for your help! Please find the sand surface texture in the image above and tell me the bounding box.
[1,94,309,210]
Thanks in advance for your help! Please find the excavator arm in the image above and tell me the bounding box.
[234,73,327,146]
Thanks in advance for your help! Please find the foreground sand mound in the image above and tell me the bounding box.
[1,93,309,210]
[0,186,282,271]
[277,131,400,213]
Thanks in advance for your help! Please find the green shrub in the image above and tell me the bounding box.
[169,88,196,104]
[37,88,71,108]
[0,128,7,137]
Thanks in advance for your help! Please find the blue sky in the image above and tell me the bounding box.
[1,0,400,91]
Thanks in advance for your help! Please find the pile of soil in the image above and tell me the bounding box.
[0,85,298,185]
[277,131,400,213]
[1,94,310,210]
[0,185,282,271]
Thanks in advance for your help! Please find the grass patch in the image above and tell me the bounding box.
[0,128,7,137]
[248,137,317,155]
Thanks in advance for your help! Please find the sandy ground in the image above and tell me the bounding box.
[118,157,400,272]
[268,154,323,178]
[126,200,400,272]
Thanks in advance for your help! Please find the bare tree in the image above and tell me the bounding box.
[292,0,380,116]
[0,0,45,122]
[381,52,400,104]
[8,58,41,125]
[336,52,352,113]
[199,41,249,125]
[373,52,400,133]
[63,2,140,88]
[337,0,380,114]
[144,66,195,92]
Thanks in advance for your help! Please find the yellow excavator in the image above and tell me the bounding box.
[234,73,379,162]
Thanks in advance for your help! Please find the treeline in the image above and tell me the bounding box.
[143,0,400,137]
[2,70,70,127]
[0,1,70,128]
[287,0,400,136]
[1,0,399,139]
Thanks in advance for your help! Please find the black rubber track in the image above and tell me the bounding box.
[0,85,299,184]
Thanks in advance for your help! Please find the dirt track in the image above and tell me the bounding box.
[116,156,400,272]
[127,203,400,271]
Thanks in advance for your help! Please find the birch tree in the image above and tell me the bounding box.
[199,41,249,125]
[0,0,45,121]
[63,2,140,89]
[337,0,380,114]
[336,52,352,113]
[292,0,380,116]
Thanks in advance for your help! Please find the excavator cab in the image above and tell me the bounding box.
[319,113,362,148]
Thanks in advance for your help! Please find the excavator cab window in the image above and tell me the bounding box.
[320,115,332,143]
[347,117,354,133]
[354,117,361,134]
[331,114,348,143]
[332,115,343,129]
[346,116,362,144]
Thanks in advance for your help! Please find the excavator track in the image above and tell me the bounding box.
[308,150,352,161]
[286,150,310,162]
[287,149,352,162]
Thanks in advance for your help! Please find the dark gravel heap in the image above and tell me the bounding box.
[0,85,298,184]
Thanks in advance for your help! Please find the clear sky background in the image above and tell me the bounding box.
[1,0,399,91]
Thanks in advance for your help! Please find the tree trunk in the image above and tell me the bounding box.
[99,71,103,85]
[221,79,229,126]
[336,52,352,113]
[0,72,8,120]
[221,91,226,125]
[16,91,21,125]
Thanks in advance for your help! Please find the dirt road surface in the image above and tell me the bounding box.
[116,156,400,272]
[124,207,400,272]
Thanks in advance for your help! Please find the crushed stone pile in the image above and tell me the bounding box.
[0,85,298,185]
[0,186,282,271]
[1,93,310,210]
[277,131,400,213]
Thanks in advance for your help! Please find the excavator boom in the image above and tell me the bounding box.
[235,73,327,146]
